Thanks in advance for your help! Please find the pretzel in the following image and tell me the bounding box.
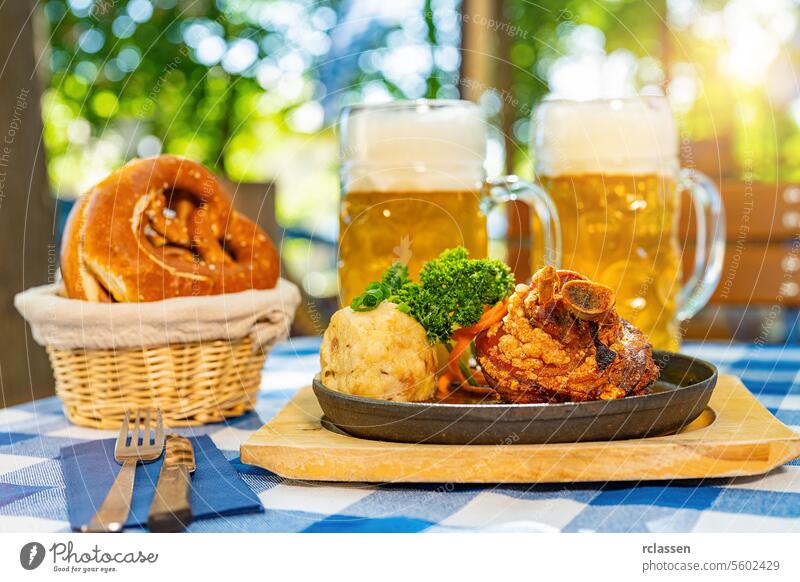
[61,155,279,302]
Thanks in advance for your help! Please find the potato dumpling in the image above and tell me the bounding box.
[320,302,437,401]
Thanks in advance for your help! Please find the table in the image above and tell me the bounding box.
[1,339,799,533]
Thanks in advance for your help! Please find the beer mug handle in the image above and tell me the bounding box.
[482,176,562,268]
[676,169,726,320]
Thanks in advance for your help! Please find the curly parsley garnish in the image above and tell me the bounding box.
[349,247,514,343]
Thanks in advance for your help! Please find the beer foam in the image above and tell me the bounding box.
[533,97,679,177]
[341,100,487,192]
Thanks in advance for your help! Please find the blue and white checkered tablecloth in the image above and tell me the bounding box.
[1,338,799,533]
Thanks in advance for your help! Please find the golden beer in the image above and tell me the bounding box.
[533,96,723,351]
[338,99,560,308]
[338,190,487,306]
[541,173,682,351]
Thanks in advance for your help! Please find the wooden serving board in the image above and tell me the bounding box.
[240,375,800,483]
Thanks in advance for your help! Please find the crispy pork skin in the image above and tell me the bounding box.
[475,267,659,403]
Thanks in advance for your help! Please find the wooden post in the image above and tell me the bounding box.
[459,0,498,101]
[0,0,56,406]
[495,2,533,282]
[460,0,532,282]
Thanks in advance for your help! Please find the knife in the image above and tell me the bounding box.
[147,434,196,532]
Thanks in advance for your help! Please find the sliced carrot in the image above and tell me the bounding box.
[437,373,454,398]
[445,300,508,385]
[452,300,507,341]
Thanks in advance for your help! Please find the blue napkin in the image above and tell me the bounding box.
[60,435,263,531]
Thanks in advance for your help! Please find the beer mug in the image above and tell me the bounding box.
[533,96,725,351]
[337,99,561,306]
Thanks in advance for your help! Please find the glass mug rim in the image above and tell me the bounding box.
[536,94,671,109]
[340,98,479,118]
[341,160,486,170]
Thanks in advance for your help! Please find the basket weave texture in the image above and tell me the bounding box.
[16,280,300,428]
[47,337,266,428]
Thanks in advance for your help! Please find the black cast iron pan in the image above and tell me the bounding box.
[312,351,717,445]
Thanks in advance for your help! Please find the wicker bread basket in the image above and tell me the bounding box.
[15,280,300,428]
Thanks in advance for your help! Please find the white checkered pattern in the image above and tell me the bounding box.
[1,338,799,532]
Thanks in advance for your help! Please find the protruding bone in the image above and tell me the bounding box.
[555,269,588,284]
[561,280,616,321]
[535,266,558,303]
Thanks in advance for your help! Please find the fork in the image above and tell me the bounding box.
[81,409,165,533]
